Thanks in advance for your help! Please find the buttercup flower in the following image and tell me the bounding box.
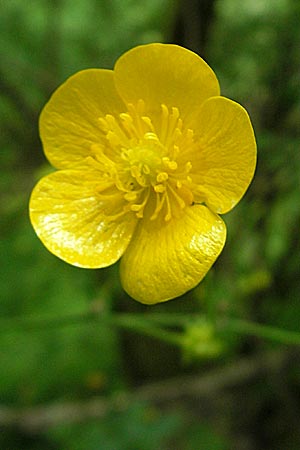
[30,44,256,304]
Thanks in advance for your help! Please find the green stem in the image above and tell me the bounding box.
[0,312,193,331]
[0,311,182,347]
[119,312,195,326]
[2,311,300,347]
[0,311,95,331]
[221,319,300,346]
[111,315,182,347]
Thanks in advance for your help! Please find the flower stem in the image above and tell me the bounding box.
[220,318,300,346]
[110,315,182,347]
[1,311,300,346]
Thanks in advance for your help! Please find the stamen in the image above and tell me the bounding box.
[187,129,194,140]
[98,117,109,133]
[124,191,139,202]
[171,145,180,159]
[143,132,161,146]
[127,100,146,136]
[173,127,182,142]
[164,107,180,147]
[96,99,197,223]
[105,209,130,222]
[130,165,147,186]
[120,113,140,139]
[141,116,155,132]
[130,188,150,218]
[90,144,116,174]
[115,175,129,192]
[95,184,119,196]
[154,184,166,193]
[107,130,121,147]
[150,193,166,220]
[179,129,196,156]
[131,204,143,212]
[99,115,129,148]
[160,104,169,144]
[185,162,192,172]
[164,192,172,221]
[162,157,177,171]
[167,183,187,209]
[143,164,150,174]
[156,172,168,183]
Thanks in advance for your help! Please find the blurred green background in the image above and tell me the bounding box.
[1,0,300,449]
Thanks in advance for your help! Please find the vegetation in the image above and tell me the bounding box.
[1,0,300,448]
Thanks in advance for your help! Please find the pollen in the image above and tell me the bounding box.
[97,101,195,221]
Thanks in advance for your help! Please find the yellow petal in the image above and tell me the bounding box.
[29,170,137,268]
[114,43,220,124]
[120,205,226,304]
[40,69,126,169]
[187,96,257,214]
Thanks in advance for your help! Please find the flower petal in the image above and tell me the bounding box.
[40,69,126,169]
[187,96,257,214]
[114,43,220,124]
[120,205,226,304]
[29,170,137,268]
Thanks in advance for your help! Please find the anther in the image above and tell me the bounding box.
[154,184,166,193]
[187,129,194,140]
[141,116,154,131]
[98,118,109,132]
[173,127,182,141]
[185,162,192,172]
[169,160,178,170]
[162,157,177,171]
[144,132,159,142]
[105,115,116,128]
[124,192,138,202]
[171,107,180,119]
[107,130,120,147]
[120,113,133,122]
[161,104,169,117]
[156,172,168,183]
[172,145,180,159]
[130,166,147,186]
[143,164,150,174]
[130,204,143,212]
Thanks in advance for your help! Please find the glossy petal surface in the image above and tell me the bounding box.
[40,69,126,169]
[187,96,257,214]
[114,43,220,125]
[120,205,226,304]
[30,170,137,268]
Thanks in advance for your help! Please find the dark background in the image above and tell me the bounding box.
[1,0,300,449]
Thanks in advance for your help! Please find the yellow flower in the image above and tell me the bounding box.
[29,44,256,304]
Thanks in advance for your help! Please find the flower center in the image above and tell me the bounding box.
[94,100,196,221]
